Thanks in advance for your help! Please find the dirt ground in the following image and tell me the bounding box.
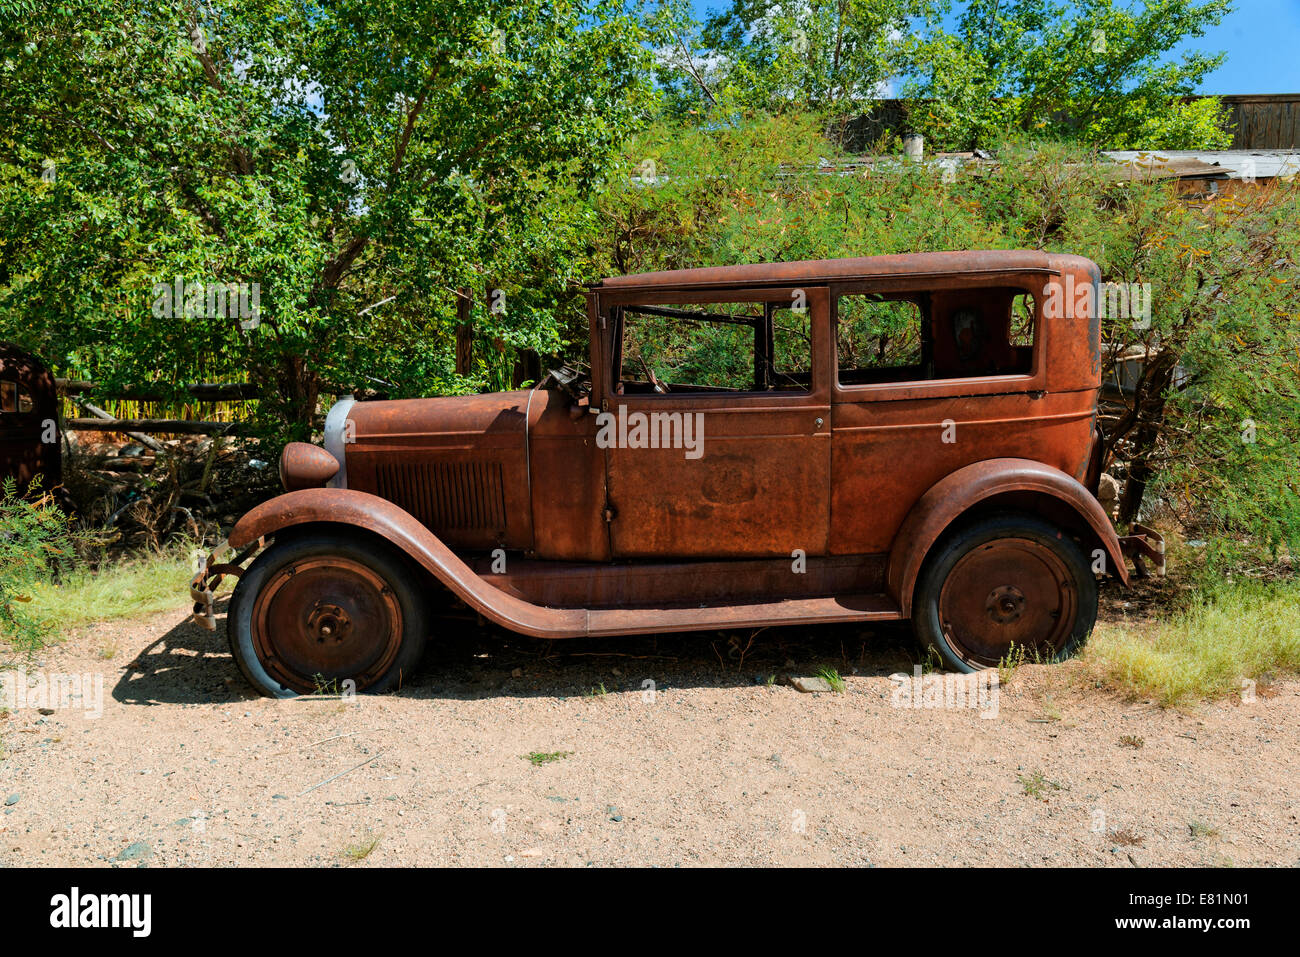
[1,597,1297,868]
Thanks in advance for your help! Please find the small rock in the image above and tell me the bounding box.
[520,847,543,858]
[510,668,522,678]
[115,841,152,862]
[3,794,18,807]
[790,676,833,693]
[1097,472,1120,504]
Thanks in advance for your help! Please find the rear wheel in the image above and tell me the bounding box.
[228,531,429,697]
[912,513,1098,672]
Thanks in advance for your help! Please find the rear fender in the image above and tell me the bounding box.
[887,457,1128,617]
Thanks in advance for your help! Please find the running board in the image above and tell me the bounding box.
[583,593,902,637]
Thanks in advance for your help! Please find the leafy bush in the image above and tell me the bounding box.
[0,479,79,653]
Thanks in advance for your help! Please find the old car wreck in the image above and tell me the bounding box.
[0,342,60,491]
[192,250,1164,697]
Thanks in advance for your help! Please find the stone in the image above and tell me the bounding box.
[790,676,833,693]
[115,841,152,862]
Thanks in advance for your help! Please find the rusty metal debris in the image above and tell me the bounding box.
[0,342,60,490]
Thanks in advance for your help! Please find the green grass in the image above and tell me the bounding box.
[20,548,203,638]
[1017,770,1063,801]
[524,750,572,767]
[998,643,1028,685]
[817,666,846,693]
[1086,581,1300,707]
[1187,820,1220,840]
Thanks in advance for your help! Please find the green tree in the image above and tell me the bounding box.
[906,0,1234,150]
[599,117,1300,571]
[676,0,937,114]
[0,0,662,436]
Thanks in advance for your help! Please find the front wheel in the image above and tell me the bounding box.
[227,531,429,697]
[912,514,1098,672]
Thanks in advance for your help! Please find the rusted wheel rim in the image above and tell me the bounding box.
[938,538,1076,668]
[251,557,403,693]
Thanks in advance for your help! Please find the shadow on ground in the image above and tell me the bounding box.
[112,598,924,706]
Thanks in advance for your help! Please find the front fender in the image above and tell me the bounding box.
[886,457,1128,616]
[228,488,589,638]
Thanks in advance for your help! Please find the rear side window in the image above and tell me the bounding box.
[836,296,926,385]
[836,286,1035,385]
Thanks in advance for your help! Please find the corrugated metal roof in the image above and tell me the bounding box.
[1102,150,1300,180]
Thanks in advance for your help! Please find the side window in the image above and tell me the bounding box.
[1,380,38,415]
[836,286,1036,385]
[616,299,811,394]
[836,295,927,385]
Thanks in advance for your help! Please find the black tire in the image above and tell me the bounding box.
[912,513,1098,672]
[227,531,429,697]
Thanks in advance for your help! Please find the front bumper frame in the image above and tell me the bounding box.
[190,537,264,631]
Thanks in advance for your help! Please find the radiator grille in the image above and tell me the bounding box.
[375,460,507,531]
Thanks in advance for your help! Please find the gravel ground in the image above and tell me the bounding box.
[1,599,1297,867]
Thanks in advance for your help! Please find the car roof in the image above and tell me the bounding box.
[595,249,1073,291]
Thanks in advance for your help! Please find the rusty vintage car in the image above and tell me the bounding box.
[193,250,1163,697]
[0,342,60,492]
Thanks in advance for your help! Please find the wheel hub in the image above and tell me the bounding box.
[307,602,352,644]
[985,585,1026,624]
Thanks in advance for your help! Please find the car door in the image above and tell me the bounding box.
[597,285,831,560]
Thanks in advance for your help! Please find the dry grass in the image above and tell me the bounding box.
[340,831,382,863]
[1086,581,1300,706]
[23,548,202,635]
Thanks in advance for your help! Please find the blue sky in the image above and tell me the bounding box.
[688,0,1300,94]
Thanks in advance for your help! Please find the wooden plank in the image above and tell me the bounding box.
[56,379,258,400]
[65,418,250,436]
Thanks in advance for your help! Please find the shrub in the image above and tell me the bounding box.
[0,478,79,653]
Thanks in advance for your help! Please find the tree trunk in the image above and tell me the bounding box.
[455,287,473,376]
[1117,350,1178,524]
[278,354,320,436]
